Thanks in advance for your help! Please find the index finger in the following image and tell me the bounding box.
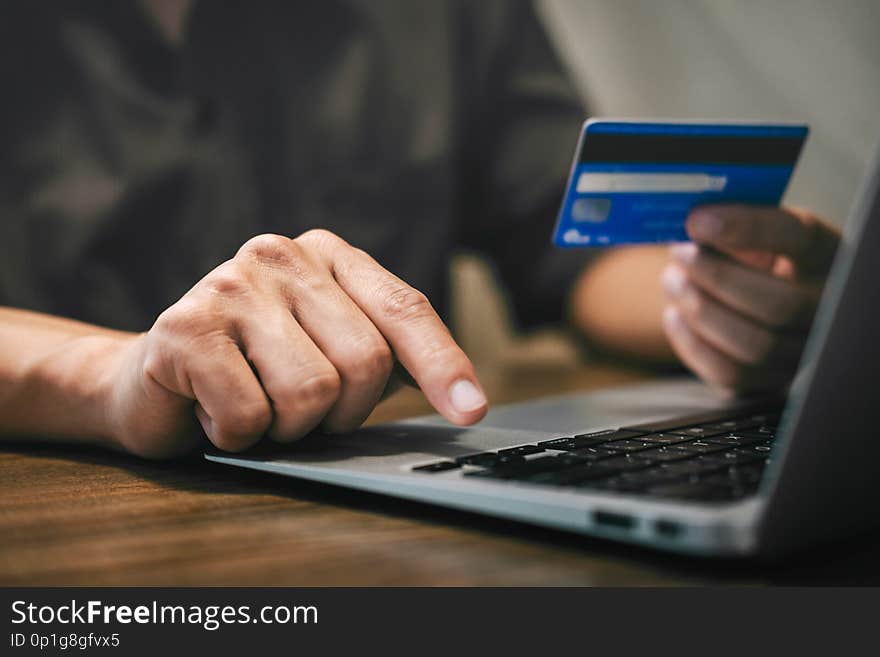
[685,204,839,274]
[301,231,488,426]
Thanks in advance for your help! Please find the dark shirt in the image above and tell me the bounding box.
[0,1,591,333]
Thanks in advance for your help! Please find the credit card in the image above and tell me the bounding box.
[552,120,808,247]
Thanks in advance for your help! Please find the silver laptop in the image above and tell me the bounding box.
[207,148,880,558]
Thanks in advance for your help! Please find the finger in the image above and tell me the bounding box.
[671,244,818,329]
[300,229,488,425]
[662,264,804,367]
[185,338,273,452]
[283,270,393,434]
[237,305,342,442]
[663,305,742,392]
[725,249,778,272]
[237,233,394,434]
[671,243,778,275]
[663,306,790,394]
[686,204,839,274]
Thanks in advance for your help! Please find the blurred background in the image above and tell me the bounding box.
[452,0,880,372]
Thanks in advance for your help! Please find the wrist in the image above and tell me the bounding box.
[26,332,140,450]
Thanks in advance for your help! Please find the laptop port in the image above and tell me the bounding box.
[592,510,635,530]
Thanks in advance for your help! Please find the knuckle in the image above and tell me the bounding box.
[238,234,326,295]
[237,233,295,266]
[341,340,393,384]
[414,341,472,386]
[267,423,310,444]
[215,400,272,448]
[417,340,462,368]
[284,369,342,412]
[379,284,433,323]
[151,305,183,337]
[297,228,344,250]
[203,262,251,298]
[152,298,216,337]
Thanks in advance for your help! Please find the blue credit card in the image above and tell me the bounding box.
[552,120,808,247]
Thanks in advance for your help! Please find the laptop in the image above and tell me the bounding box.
[207,148,880,558]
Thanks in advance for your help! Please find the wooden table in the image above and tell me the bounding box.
[2,361,878,586]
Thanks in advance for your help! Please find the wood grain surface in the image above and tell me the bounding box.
[2,361,878,585]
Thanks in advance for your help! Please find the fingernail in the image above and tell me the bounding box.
[662,264,687,297]
[689,210,723,240]
[449,379,487,414]
[671,242,698,265]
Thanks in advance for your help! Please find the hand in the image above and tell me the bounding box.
[661,205,840,394]
[104,230,487,458]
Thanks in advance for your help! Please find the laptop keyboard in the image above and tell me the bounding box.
[411,407,782,504]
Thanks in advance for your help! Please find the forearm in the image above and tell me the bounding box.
[568,245,675,363]
[0,307,134,447]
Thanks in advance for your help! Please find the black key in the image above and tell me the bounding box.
[412,461,460,473]
[631,446,696,463]
[622,405,783,434]
[620,409,742,433]
[617,466,684,487]
[537,436,577,450]
[456,452,523,467]
[667,426,725,438]
[598,455,655,474]
[506,453,590,473]
[704,434,766,447]
[498,444,544,457]
[554,453,592,466]
[456,452,495,466]
[697,453,768,472]
[656,459,723,478]
[525,461,619,486]
[569,446,621,461]
[601,439,656,453]
[637,433,695,446]
[700,418,761,432]
[734,428,777,440]
[668,440,730,455]
[467,455,574,481]
[569,428,647,449]
[713,449,767,465]
[735,442,774,454]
